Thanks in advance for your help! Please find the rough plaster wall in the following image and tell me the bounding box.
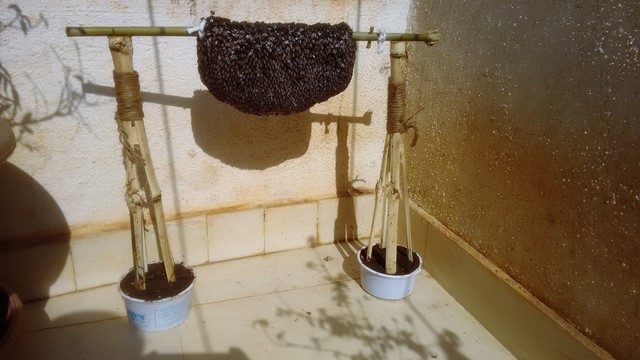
[0,0,411,242]
[407,0,639,358]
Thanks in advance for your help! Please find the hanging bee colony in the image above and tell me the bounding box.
[197,16,357,116]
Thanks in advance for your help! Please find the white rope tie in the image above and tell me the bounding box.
[377,28,386,54]
[187,18,206,39]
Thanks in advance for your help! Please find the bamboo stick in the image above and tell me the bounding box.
[108,36,176,286]
[380,136,392,250]
[385,133,402,274]
[132,111,176,283]
[66,26,440,44]
[367,134,389,259]
[122,120,146,290]
[109,36,146,290]
[400,138,413,261]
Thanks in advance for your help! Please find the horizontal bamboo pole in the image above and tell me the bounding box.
[66,26,440,44]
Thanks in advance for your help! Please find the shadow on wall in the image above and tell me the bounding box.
[0,162,70,305]
[83,84,372,171]
[191,90,371,170]
[0,5,90,151]
[191,90,312,170]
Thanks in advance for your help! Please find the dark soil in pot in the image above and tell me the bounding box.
[120,262,195,301]
[359,244,420,275]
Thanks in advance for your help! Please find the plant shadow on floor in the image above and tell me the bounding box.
[252,254,471,360]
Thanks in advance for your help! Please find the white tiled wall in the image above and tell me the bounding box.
[1,195,375,302]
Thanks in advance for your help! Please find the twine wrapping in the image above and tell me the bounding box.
[113,71,145,165]
[113,71,144,122]
[386,81,419,146]
[386,82,406,134]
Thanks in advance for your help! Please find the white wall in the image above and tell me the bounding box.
[0,0,411,241]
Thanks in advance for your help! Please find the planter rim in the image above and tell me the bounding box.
[117,262,196,304]
[357,245,422,279]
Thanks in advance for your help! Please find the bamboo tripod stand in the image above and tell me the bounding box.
[366,41,414,274]
[69,24,439,289]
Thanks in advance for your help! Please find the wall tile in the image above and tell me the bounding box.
[318,194,375,244]
[70,228,131,291]
[0,241,76,302]
[208,208,264,262]
[146,216,208,266]
[265,202,317,253]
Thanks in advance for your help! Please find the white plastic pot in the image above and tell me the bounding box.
[118,270,195,332]
[357,246,422,300]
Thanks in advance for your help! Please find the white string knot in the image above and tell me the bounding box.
[187,18,206,39]
[377,28,386,54]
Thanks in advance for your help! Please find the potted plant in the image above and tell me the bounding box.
[358,41,422,300]
[108,36,195,331]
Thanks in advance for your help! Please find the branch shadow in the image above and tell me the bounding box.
[1,8,96,151]
[252,270,431,359]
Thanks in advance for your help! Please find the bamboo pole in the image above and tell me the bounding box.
[122,120,146,290]
[367,134,388,259]
[66,26,440,44]
[401,139,413,261]
[108,36,176,287]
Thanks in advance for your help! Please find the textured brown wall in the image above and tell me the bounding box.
[406,1,639,358]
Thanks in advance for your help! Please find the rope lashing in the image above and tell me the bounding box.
[386,51,419,146]
[386,82,406,134]
[113,71,144,122]
[113,71,146,165]
[386,83,420,147]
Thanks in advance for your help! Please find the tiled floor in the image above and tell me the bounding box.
[8,241,514,359]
